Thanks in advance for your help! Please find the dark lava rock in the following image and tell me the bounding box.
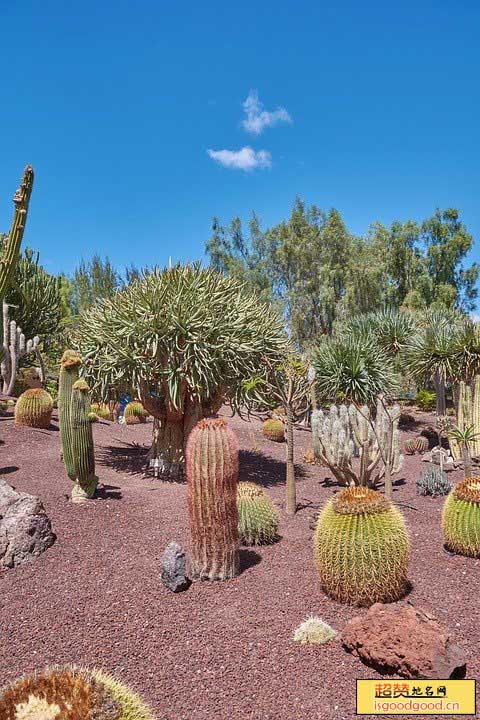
[161,541,191,592]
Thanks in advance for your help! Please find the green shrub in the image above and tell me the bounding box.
[415,389,436,411]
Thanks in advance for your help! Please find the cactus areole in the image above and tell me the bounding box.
[186,417,240,580]
[73,264,287,478]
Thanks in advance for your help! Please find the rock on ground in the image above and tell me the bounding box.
[0,480,55,569]
[342,602,466,679]
[161,541,190,592]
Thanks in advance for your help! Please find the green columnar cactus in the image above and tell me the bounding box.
[124,400,148,424]
[451,377,480,461]
[314,486,410,606]
[58,350,82,481]
[442,478,480,557]
[0,665,154,720]
[237,481,279,545]
[90,402,110,420]
[1,302,41,395]
[14,388,52,429]
[70,379,98,502]
[262,418,285,442]
[186,417,240,580]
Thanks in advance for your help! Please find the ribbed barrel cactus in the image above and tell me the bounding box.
[186,417,239,580]
[442,478,480,557]
[124,401,148,424]
[58,350,82,481]
[404,436,429,455]
[91,402,110,420]
[0,665,154,720]
[314,487,410,606]
[237,481,278,545]
[262,418,285,442]
[14,388,52,429]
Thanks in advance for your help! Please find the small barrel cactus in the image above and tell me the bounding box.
[186,417,239,580]
[404,436,429,455]
[237,481,279,545]
[416,465,451,497]
[442,478,480,557]
[314,486,410,606]
[124,400,148,424]
[88,412,100,423]
[262,418,285,442]
[90,402,110,420]
[0,665,154,719]
[14,388,53,429]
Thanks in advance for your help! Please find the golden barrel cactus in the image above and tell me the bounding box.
[237,481,278,545]
[14,388,53,429]
[442,478,480,557]
[262,418,285,442]
[124,401,148,424]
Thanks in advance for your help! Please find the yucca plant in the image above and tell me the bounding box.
[73,264,287,479]
[340,308,416,359]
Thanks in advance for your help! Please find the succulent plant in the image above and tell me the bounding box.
[405,436,429,455]
[416,465,452,497]
[88,411,100,422]
[58,350,82,481]
[262,418,285,442]
[14,388,52,429]
[70,379,98,502]
[91,402,110,420]
[186,417,239,580]
[442,478,480,557]
[293,616,337,645]
[237,481,278,545]
[124,401,148,424]
[314,486,410,606]
[0,665,154,720]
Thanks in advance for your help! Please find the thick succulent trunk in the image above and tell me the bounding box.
[433,371,446,416]
[285,405,296,514]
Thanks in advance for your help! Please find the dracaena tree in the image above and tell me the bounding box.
[73,263,287,478]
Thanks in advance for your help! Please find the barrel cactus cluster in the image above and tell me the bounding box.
[14,388,53,428]
[237,481,278,545]
[404,436,429,455]
[442,478,480,557]
[91,402,110,420]
[0,665,154,720]
[262,418,285,442]
[124,401,148,424]
[314,486,410,606]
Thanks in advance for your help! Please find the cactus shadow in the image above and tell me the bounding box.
[239,450,306,489]
[0,465,19,476]
[239,548,262,573]
[95,483,123,500]
[97,441,150,477]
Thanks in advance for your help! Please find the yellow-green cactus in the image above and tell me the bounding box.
[262,418,285,442]
[442,477,480,557]
[14,388,53,429]
[314,486,410,606]
[91,402,110,420]
[124,401,148,424]
[237,481,278,545]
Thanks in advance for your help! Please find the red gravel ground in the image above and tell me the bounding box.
[0,408,479,720]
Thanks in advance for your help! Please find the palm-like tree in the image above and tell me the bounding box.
[448,424,480,478]
[341,308,416,359]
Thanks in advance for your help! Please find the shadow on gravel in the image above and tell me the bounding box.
[239,450,306,488]
[239,548,262,573]
[97,442,149,477]
[0,465,19,476]
[95,483,123,500]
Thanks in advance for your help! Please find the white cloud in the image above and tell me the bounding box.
[207,146,272,171]
[241,90,292,135]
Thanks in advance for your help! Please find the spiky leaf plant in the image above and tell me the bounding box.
[293,616,337,645]
[73,264,287,479]
[14,388,53,429]
[124,401,148,425]
[314,487,410,606]
[237,481,278,545]
[262,418,285,442]
[91,402,110,420]
[416,465,451,497]
[0,665,154,720]
[442,478,480,557]
[339,308,416,359]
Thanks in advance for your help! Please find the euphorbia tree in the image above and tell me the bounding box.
[73,263,287,478]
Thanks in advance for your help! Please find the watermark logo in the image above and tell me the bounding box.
[356,679,476,715]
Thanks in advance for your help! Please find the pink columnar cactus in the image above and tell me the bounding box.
[186,417,240,580]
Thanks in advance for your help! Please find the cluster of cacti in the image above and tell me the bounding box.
[314,486,410,606]
[450,377,480,461]
[91,402,110,420]
[262,418,285,442]
[416,465,452,497]
[237,481,278,545]
[404,436,429,455]
[293,616,337,645]
[442,478,480,557]
[124,400,148,424]
[186,417,240,580]
[14,388,53,429]
[59,350,98,502]
[311,398,403,487]
[1,301,42,395]
[0,665,154,720]
[88,411,100,422]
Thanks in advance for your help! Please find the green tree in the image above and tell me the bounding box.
[70,255,121,315]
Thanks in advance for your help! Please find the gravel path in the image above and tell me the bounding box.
[0,408,478,719]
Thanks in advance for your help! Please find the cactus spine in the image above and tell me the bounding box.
[14,388,52,428]
[70,379,98,501]
[186,417,240,580]
[314,486,410,606]
[58,350,82,480]
[237,481,278,545]
[442,478,480,557]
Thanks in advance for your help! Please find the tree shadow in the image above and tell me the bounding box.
[239,449,306,489]
[97,441,150,477]
[0,466,19,476]
[239,548,262,573]
[95,484,123,500]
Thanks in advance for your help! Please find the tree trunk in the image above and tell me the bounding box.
[285,405,296,514]
[384,424,393,499]
[433,371,446,416]
[462,445,472,480]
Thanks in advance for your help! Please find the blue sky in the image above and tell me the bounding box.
[0,0,479,277]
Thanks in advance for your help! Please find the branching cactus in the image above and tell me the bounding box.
[1,302,40,395]
[58,350,82,481]
[186,417,240,580]
[70,379,98,502]
[311,405,356,486]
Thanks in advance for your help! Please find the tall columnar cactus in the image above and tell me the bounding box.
[186,417,240,580]
[237,481,279,545]
[0,665,154,720]
[70,379,98,502]
[314,486,410,606]
[1,302,40,395]
[442,478,480,557]
[58,349,82,481]
[14,388,52,429]
[451,377,480,461]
